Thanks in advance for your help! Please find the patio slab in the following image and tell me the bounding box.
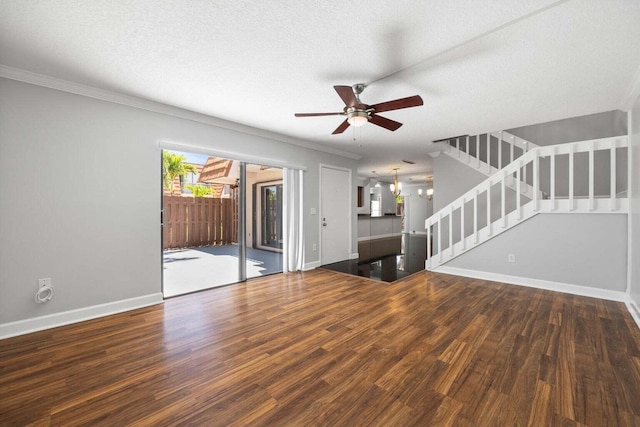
[163,245,282,297]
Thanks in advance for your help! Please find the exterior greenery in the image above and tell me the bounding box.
[162,151,197,194]
[185,183,215,197]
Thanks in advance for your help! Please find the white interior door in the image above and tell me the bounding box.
[321,166,351,265]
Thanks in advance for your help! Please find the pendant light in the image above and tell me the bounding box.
[389,168,402,197]
[418,175,434,200]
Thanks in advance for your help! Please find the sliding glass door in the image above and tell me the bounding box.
[162,152,283,297]
[246,168,283,280]
[256,181,283,251]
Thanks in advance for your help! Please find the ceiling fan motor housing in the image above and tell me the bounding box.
[347,109,370,126]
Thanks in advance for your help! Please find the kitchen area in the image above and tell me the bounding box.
[322,175,433,282]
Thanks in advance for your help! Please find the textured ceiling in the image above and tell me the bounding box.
[1,0,640,184]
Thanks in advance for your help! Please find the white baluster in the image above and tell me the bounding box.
[523,142,528,195]
[517,161,522,220]
[588,146,594,211]
[438,213,442,263]
[569,144,574,211]
[477,136,481,168]
[456,137,460,157]
[427,221,431,268]
[474,189,478,244]
[498,131,503,169]
[510,135,515,164]
[466,136,470,164]
[449,205,454,257]
[533,154,539,212]
[486,182,492,236]
[501,170,506,228]
[611,139,617,211]
[550,148,556,211]
[487,133,492,173]
[460,198,466,251]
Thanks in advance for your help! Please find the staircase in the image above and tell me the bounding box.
[439,131,540,197]
[426,135,629,270]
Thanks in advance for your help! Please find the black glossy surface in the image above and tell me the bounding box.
[321,234,427,283]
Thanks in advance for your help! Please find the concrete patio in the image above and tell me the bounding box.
[163,245,282,297]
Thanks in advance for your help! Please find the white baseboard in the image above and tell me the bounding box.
[349,252,359,260]
[625,297,640,331]
[434,266,628,303]
[0,293,164,340]
[404,231,427,236]
[303,261,321,271]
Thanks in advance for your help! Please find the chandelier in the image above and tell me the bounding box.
[418,175,434,200]
[389,168,402,197]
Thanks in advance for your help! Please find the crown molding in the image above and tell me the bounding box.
[0,64,362,161]
[621,62,640,112]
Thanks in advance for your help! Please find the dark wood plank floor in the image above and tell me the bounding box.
[1,269,640,426]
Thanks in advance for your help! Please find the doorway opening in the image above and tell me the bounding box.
[255,180,283,252]
[162,150,283,297]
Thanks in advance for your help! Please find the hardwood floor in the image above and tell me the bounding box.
[1,269,640,426]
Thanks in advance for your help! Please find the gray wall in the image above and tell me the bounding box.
[431,110,631,293]
[508,110,628,198]
[0,78,357,324]
[629,96,640,307]
[447,214,628,292]
[507,110,627,146]
[433,154,486,211]
[432,154,523,248]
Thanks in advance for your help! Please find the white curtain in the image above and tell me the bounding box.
[283,168,304,272]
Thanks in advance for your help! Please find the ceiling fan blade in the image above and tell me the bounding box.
[369,114,403,131]
[332,119,351,134]
[295,112,343,117]
[334,85,358,107]
[371,95,423,113]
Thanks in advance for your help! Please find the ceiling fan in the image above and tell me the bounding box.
[294,84,423,134]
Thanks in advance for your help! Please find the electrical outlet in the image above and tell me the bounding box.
[508,254,516,263]
[310,208,317,215]
[38,278,52,288]
[312,243,317,251]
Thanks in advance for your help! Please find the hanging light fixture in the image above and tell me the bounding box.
[347,110,369,127]
[389,168,402,197]
[418,175,434,200]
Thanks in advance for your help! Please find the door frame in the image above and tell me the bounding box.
[319,163,354,265]
[255,179,284,252]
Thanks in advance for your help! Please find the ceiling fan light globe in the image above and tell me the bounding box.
[347,111,368,127]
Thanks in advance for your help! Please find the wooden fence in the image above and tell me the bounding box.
[163,195,238,249]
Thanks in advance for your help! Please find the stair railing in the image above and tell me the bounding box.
[426,135,628,269]
[442,131,538,174]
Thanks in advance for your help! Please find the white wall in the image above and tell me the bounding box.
[402,184,433,234]
[380,183,398,215]
[0,78,357,328]
[629,96,640,309]
[447,214,628,292]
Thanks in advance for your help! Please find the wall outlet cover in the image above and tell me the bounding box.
[38,278,52,288]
